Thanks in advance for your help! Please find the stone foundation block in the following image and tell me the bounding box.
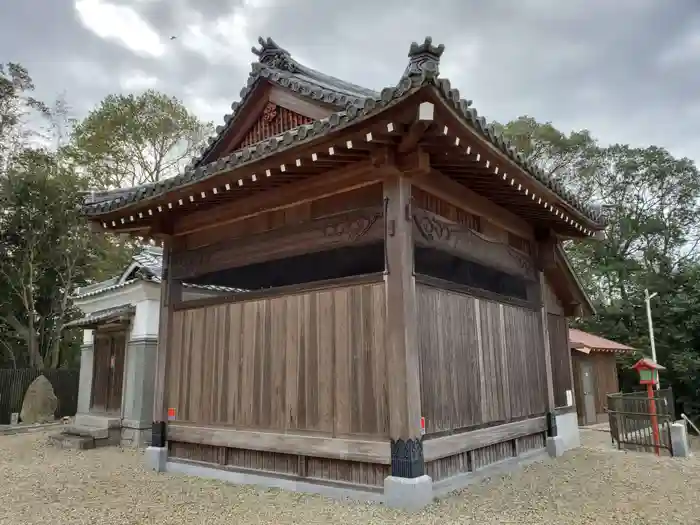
[146,446,168,472]
[546,436,565,458]
[671,422,692,458]
[384,475,433,511]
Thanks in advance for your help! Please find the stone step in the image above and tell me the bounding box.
[62,425,109,439]
[48,433,95,450]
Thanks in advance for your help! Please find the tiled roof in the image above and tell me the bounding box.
[569,328,635,353]
[64,304,135,329]
[74,245,245,299]
[82,37,605,226]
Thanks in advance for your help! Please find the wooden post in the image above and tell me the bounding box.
[536,231,558,436]
[647,383,660,456]
[383,174,423,478]
[151,237,178,447]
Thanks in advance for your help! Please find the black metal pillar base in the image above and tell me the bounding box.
[546,411,558,437]
[151,421,167,447]
[390,438,425,478]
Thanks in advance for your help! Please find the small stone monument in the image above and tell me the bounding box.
[19,375,58,424]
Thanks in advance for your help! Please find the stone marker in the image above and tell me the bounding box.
[10,413,19,425]
[20,375,58,424]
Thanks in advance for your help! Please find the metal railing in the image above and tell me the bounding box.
[607,388,675,456]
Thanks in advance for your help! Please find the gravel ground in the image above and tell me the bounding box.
[1,429,699,525]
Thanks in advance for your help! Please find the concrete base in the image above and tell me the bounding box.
[432,448,547,497]
[146,446,168,472]
[671,421,692,458]
[384,475,434,511]
[554,410,581,452]
[74,413,121,429]
[546,436,566,457]
[165,460,382,503]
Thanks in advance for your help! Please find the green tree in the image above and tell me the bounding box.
[69,89,213,189]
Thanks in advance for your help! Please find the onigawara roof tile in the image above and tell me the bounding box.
[82,36,605,227]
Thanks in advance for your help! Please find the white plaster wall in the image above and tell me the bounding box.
[131,299,161,339]
[74,281,161,318]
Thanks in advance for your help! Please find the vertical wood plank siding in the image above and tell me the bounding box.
[417,283,547,435]
[166,281,389,438]
[547,313,574,408]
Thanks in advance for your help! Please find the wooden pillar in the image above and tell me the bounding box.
[536,230,558,436]
[151,237,180,447]
[383,174,423,478]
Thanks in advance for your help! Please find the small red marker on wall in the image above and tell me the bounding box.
[420,416,425,436]
[167,408,176,421]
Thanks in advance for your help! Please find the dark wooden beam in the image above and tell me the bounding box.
[397,147,430,177]
[412,168,534,239]
[174,160,386,236]
[397,101,435,153]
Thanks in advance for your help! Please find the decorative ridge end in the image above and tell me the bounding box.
[403,36,445,81]
[251,36,297,72]
[408,36,445,59]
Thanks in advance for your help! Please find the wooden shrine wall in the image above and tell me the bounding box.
[416,282,547,435]
[165,279,388,437]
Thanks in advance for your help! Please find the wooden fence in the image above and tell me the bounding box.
[0,369,79,424]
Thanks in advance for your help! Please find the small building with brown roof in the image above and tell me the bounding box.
[569,328,635,426]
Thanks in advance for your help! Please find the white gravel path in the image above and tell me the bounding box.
[1,428,698,524]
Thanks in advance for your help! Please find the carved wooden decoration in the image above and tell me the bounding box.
[170,207,384,279]
[262,102,278,123]
[412,208,535,279]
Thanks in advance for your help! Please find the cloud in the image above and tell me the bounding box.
[74,0,165,57]
[0,0,698,165]
[119,71,159,91]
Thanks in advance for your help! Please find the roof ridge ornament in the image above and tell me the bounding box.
[252,36,297,73]
[403,36,445,81]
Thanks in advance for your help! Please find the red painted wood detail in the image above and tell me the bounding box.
[239,103,314,148]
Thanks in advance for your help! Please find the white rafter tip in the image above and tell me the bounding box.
[157,205,163,212]
[524,188,529,195]
[148,209,153,216]
[476,153,481,162]
[167,202,173,209]
[189,195,194,202]
[365,132,373,142]
[346,140,353,149]
[328,147,335,155]
[387,122,394,132]
[120,218,125,224]
[178,199,183,206]
[494,166,499,174]
[466,146,471,155]
[517,184,522,191]
[419,101,435,121]
[237,179,243,186]
[111,221,116,227]
[280,164,286,172]
[213,188,218,194]
[295,159,301,167]
[442,125,449,135]
[265,169,271,177]
[510,178,515,185]
[531,193,536,200]
[312,152,318,161]
[102,222,108,228]
[485,160,490,168]
[502,173,507,180]
[129,216,134,222]
[225,183,231,190]
[138,212,143,218]
[252,174,257,182]
[454,137,460,146]
[200,191,206,198]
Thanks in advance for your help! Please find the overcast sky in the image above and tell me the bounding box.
[2,0,699,164]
